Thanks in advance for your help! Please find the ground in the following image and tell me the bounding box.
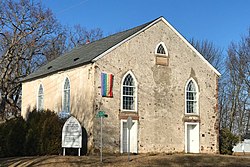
[0,153,250,167]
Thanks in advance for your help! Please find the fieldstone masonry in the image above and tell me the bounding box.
[21,18,219,154]
[93,21,219,154]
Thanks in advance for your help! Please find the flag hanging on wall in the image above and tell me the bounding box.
[101,72,114,97]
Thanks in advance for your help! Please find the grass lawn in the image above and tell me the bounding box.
[0,153,250,167]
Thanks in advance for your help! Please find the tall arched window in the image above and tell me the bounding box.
[63,77,70,114]
[121,71,137,111]
[185,79,198,114]
[37,84,44,111]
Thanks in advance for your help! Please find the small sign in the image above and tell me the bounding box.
[62,116,82,148]
[97,111,108,118]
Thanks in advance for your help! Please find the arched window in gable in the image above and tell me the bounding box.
[63,77,70,114]
[157,44,166,54]
[185,79,199,114]
[37,84,44,111]
[155,42,169,66]
[121,71,137,111]
[155,42,168,56]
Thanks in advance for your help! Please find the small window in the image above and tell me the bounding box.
[157,44,166,54]
[155,42,169,66]
[185,79,198,114]
[63,77,70,114]
[121,71,137,111]
[155,42,168,56]
[37,84,44,111]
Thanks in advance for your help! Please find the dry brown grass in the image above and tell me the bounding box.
[0,153,250,167]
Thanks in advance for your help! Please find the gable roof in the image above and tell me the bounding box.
[22,16,220,82]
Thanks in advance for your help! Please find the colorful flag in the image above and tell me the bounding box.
[101,72,114,97]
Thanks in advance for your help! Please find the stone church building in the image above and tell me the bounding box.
[21,17,220,154]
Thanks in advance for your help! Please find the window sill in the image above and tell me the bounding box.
[185,113,199,116]
[121,110,137,112]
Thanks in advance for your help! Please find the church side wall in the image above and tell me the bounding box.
[21,64,96,153]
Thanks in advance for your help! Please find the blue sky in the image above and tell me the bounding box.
[43,0,250,53]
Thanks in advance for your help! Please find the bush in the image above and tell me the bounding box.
[0,109,65,157]
[40,113,65,155]
[219,128,239,154]
[0,117,27,157]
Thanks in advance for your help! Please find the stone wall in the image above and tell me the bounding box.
[93,20,219,153]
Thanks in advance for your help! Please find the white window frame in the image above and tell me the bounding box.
[37,83,44,111]
[155,42,168,57]
[185,78,199,115]
[62,77,71,114]
[120,71,138,112]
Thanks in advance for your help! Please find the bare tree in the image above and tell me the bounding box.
[67,24,103,49]
[0,1,103,120]
[225,32,250,140]
[0,0,63,119]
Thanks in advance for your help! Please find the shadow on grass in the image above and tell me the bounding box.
[1,154,250,167]
[142,154,250,167]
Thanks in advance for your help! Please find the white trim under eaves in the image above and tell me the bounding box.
[160,18,221,76]
[92,17,221,77]
[92,17,162,62]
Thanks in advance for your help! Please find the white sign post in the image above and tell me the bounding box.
[62,116,82,156]
[127,116,133,161]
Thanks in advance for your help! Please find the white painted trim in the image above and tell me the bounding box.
[120,70,138,112]
[185,78,199,115]
[185,122,200,153]
[160,18,221,76]
[36,82,44,111]
[155,42,168,56]
[120,119,124,153]
[92,18,161,62]
[62,76,71,113]
[120,119,138,153]
[92,17,220,76]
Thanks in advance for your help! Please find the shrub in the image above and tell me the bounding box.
[40,113,65,155]
[0,117,27,157]
[0,109,65,157]
[219,128,239,154]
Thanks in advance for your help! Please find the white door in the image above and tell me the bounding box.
[121,120,138,153]
[186,123,199,153]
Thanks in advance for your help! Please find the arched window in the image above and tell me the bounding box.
[63,77,70,114]
[155,42,168,56]
[155,42,169,66]
[157,44,166,54]
[185,79,198,114]
[121,71,137,111]
[37,84,44,111]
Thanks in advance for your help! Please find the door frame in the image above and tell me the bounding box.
[120,119,138,153]
[185,122,200,153]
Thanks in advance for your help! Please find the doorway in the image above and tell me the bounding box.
[120,119,138,153]
[185,122,199,153]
